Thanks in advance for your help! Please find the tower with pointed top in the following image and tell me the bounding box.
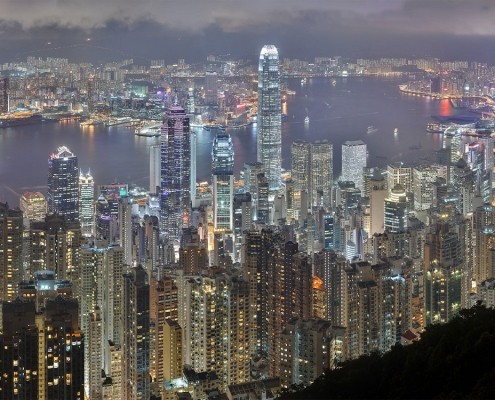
[160,106,191,240]
[258,45,282,192]
[48,146,79,222]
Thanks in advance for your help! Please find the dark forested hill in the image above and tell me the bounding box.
[281,304,495,399]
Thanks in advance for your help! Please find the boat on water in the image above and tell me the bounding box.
[304,116,310,124]
[367,125,378,134]
[135,123,161,137]
[394,128,399,135]
[331,79,337,86]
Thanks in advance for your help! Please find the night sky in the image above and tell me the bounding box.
[1,0,495,63]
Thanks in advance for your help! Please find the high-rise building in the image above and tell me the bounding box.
[0,77,8,113]
[149,144,161,194]
[0,202,23,301]
[0,296,84,399]
[341,140,367,191]
[205,71,218,106]
[384,184,408,232]
[160,105,191,239]
[212,130,234,231]
[79,170,94,236]
[310,140,333,207]
[257,45,282,192]
[48,146,79,222]
[29,214,81,282]
[122,266,150,400]
[19,191,47,223]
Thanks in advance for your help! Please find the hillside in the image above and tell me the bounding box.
[282,304,495,399]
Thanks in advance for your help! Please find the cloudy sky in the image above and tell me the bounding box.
[1,0,494,64]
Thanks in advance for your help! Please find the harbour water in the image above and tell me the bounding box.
[0,77,454,205]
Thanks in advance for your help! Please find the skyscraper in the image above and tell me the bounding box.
[310,140,333,207]
[48,146,79,222]
[257,45,282,192]
[0,77,8,113]
[79,170,94,236]
[212,130,234,231]
[19,191,47,223]
[0,202,23,301]
[341,140,367,191]
[149,144,161,194]
[161,105,191,239]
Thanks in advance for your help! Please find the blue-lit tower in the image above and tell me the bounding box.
[257,45,282,192]
[47,146,79,222]
[160,105,191,239]
[212,130,234,231]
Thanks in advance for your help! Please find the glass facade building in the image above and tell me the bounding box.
[212,130,234,231]
[257,45,282,192]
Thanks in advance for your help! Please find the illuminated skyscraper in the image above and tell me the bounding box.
[149,144,161,194]
[0,77,8,113]
[212,130,234,231]
[341,140,367,191]
[48,146,79,222]
[257,45,282,192]
[310,140,333,207]
[79,170,94,236]
[161,106,191,239]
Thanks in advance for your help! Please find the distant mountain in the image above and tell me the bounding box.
[281,303,495,399]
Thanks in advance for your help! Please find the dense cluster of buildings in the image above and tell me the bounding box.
[2,45,495,400]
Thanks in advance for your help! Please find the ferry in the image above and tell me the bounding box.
[367,126,378,134]
[304,116,310,124]
[394,128,399,135]
[135,123,161,137]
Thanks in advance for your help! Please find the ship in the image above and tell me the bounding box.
[0,112,45,128]
[367,125,378,134]
[304,116,310,124]
[135,123,162,137]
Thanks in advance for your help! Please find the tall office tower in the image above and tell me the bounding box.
[243,229,275,355]
[256,174,270,224]
[233,193,252,262]
[150,144,161,194]
[450,158,476,215]
[29,214,81,282]
[150,275,178,383]
[161,105,191,239]
[424,220,465,325]
[0,203,23,301]
[186,87,195,114]
[280,318,332,388]
[0,77,8,113]
[384,184,408,232]
[138,215,161,271]
[48,146,79,222]
[479,136,494,192]
[291,140,310,218]
[190,129,197,205]
[205,71,218,106]
[89,307,103,400]
[313,250,348,326]
[341,140,367,192]
[19,191,47,223]
[1,297,84,399]
[79,170,94,236]
[311,140,333,207]
[257,45,282,192]
[212,130,234,231]
[122,266,150,400]
[322,212,335,250]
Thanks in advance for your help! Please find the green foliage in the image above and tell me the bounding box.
[281,303,495,399]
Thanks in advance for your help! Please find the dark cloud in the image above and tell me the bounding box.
[0,1,495,63]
